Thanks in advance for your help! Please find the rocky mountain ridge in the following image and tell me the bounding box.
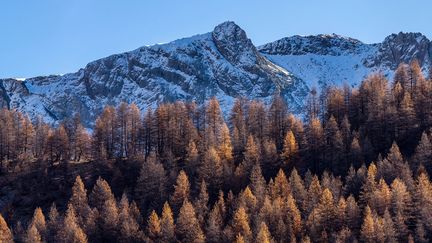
[1,21,431,126]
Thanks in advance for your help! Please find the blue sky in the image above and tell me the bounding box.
[1,0,431,78]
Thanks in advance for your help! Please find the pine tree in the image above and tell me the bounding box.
[69,176,92,230]
[324,116,344,172]
[194,180,209,228]
[412,132,432,173]
[305,117,324,172]
[249,164,266,203]
[231,206,252,241]
[289,168,307,214]
[135,152,168,210]
[360,206,375,243]
[281,130,298,167]
[176,200,205,243]
[89,177,114,211]
[230,99,247,162]
[28,207,46,241]
[170,170,190,214]
[360,162,377,206]
[24,224,42,243]
[382,209,396,243]
[218,123,233,162]
[206,205,223,243]
[118,193,142,242]
[200,146,223,193]
[234,233,245,243]
[397,92,416,141]
[100,193,119,240]
[46,203,60,243]
[256,222,272,243]
[272,169,290,200]
[0,214,13,243]
[205,97,224,148]
[185,140,199,178]
[147,210,161,241]
[268,95,288,151]
[58,204,88,243]
[160,202,175,243]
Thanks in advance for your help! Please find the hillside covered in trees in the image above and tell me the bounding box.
[1,60,432,242]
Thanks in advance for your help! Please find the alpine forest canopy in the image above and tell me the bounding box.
[1,61,432,242]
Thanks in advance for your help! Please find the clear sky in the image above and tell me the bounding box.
[1,0,431,78]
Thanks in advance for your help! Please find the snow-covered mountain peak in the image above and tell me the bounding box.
[259,33,367,56]
[211,21,258,65]
[2,22,431,126]
[371,32,431,68]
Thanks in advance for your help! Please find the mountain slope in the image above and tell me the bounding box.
[259,32,431,89]
[0,21,307,126]
[1,22,431,126]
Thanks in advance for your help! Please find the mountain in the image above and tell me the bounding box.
[1,22,431,126]
[0,21,307,126]
[259,32,431,88]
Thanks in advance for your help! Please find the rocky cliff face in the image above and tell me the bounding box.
[1,22,431,126]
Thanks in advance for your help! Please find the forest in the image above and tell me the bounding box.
[1,60,432,242]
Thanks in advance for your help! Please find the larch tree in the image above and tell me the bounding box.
[135,152,168,211]
[46,203,60,242]
[360,206,375,243]
[200,146,223,194]
[24,224,42,243]
[249,164,266,203]
[230,99,247,163]
[58,204,88,243]
[194,180,209,227]
[256,222,272,243]
[205,97,225,148]
[324,116,344,172]
[281,130,298,167]
[160,202,175,243]
[175,200,205,243]
[69,176,92,230]
[89,177,114,212]
[412,132,432,173]
[170,170,191,214]
[235,135,260,188]
[28,207,46,241]
[147,210,161,241]
[230,206,252,241]
[185,140,199,178]
[0,214,13,243]
[118,193,142,242]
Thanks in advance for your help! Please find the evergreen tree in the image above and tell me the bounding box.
[135,152,168,210]
[281,130,298,167]
[46,203,60,243]
[147,210,161,241]
[360,206,375,243]
[118,193,142,242]
[231,206,252,241]
[24,224,42,243]
[170,170,190,214]
[58,204,88,243]
[194,180,209,228]
[160,202,175,243]
[412,132,432,173]
[0,214,13,243]
[69,176,92,230]
[200,146,223,193]
[176,200,205,243]
[256,222,273,243]
[28,207,46,241]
